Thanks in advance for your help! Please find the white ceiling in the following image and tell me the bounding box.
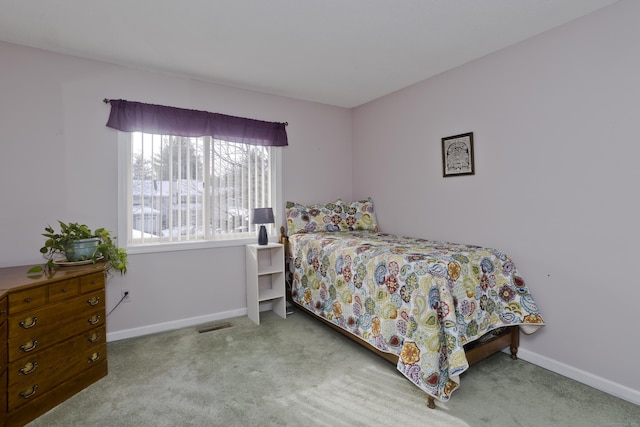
[0,0,618,108]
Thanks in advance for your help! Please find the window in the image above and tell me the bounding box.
[119,132,280,250]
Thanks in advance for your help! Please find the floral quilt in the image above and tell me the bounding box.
[288,231,544,401]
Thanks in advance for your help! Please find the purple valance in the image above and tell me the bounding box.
[105,99,288,147]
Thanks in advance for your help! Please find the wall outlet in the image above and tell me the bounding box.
[122,290,131,302]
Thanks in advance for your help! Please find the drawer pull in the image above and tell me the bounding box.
[88,352,102,363]
[19,385,38,399]
[19,361,39,375]
[19,316,38,329]
[24,297,32,303]
[88,332,101,344]
[62,287,68,292]
[87,296,101,306]
[88,315,101,325]
[20,340,38,352]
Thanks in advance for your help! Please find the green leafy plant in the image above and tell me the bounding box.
[28,220,128,275]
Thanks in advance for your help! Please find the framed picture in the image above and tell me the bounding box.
[442,132,474,177]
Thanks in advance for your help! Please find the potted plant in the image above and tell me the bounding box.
[28,220,128,275]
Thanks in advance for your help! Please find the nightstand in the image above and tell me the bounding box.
[245,243,286,325]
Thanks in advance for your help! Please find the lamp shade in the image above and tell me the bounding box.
[251,207,274,225]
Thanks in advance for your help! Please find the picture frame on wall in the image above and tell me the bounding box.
[442,132,475,177]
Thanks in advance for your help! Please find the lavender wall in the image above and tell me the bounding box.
[352,0,639,403]
[0,41,352,337]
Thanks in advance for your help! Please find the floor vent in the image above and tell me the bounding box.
[197,322,233,333]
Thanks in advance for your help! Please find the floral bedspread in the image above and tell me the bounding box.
[288,231,544,401]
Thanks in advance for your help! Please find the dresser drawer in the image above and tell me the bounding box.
[8,290,105,339]
[48,278,80,303]
[8,325,106,387]
[8,342,107,411]
[8,286,47,314]
[0,368,6,419]
[8,306,105,362]
[0,319,7,371]
[0,295,7,320]
[79,272,105,293]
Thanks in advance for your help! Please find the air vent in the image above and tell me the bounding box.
[197,322,233,333]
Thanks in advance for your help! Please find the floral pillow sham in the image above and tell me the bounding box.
[286,197,378,235]
[285,200,343,235]
[341,198,378,232]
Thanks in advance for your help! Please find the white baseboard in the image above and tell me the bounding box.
[515,347,640,406]
[106,308,247,342]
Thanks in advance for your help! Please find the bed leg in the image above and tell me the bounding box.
[510,326,520,360]
[427,396,436,409]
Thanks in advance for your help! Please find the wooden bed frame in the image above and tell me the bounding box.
[279,227,519,409]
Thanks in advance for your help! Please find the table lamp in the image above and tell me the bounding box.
[251,207,274,245]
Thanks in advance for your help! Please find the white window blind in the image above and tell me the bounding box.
[126,132,275,246]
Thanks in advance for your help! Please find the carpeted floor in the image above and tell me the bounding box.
[27,309,640,427]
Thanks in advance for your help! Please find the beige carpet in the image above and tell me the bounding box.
[27,310,640,427]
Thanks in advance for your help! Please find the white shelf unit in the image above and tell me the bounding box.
[245,243,286,325]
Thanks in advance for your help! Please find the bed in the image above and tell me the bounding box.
[281,198,545,408]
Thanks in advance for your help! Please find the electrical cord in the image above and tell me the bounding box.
[106,291,128,317]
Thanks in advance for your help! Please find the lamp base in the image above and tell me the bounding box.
[258,225,268,245]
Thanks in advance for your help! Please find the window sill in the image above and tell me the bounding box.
[125,236,271,255]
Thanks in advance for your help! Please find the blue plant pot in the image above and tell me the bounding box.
[64,238,100,261]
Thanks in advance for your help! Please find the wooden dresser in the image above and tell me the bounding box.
[0,263,108,427]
